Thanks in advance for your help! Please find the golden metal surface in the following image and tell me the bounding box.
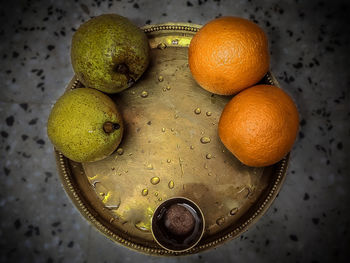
[55,23,289,256]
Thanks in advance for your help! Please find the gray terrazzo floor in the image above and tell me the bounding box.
[0,0,349,262]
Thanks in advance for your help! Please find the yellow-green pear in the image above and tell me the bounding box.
[47,88,123,162]
[71,14,150,93]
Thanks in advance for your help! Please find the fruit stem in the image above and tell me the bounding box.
[103,122,120,133]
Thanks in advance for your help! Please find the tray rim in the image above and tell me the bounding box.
[55,22,290,256]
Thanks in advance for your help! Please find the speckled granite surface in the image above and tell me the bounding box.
[0,0,349,262]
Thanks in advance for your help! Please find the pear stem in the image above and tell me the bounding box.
[103,122,120,134]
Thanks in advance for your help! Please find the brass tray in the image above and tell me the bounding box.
[55,23,289,256]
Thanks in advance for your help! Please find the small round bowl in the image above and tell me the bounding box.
[151,197,205,253]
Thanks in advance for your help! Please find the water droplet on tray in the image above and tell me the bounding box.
[230,207,238,215]
[142,189,148,196]
[200,137,211,144]
[157,43,167,50]
[167,159,171,163]
[216,217,225,226]
[190,145,194,150]
[161,128,166,132]
[106,203,120,210]
[146,163,153,170]
[168,180,174,189]
[247,186,255,199]
[166,86,171,90]
[116,148,124,155]
[194,108,201,114]
[206,111,212,116]
[135,221,150,232]
[158,75,164,82]
[151,177,160,185]
[206,153,212,159]
[97,188,121,210]
[141,91,148,98]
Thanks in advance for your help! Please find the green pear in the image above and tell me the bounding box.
[71,14,150,93]
[47,88,123,162]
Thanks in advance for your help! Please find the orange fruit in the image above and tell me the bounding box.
[188,16,269,95]
[218,85,299,167]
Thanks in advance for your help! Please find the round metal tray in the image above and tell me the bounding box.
[55,23,289,256]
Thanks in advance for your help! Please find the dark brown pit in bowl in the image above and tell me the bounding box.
[164,204,195,236]
[151,197,205,252]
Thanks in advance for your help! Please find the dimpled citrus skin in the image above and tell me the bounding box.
[47,88,123,162]
[188,16,269,95]
[71,14,150,93]
[218,85,299,167]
